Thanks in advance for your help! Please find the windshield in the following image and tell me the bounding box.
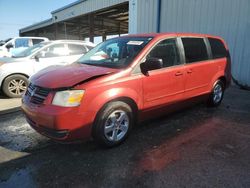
[13,42,50,58]
[78,37,152,69]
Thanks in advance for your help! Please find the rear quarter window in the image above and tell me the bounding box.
[182,38,209,63]
[32,39,45,45]
[208,38,227,59]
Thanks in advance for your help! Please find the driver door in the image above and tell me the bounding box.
[142,38,185,109]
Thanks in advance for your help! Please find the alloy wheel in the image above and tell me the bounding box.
[104,110,129,142]
[8,79,27,96]
[213,83,223,104]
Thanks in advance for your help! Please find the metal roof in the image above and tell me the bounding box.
[20,0,128,33]
[51,0,86,14]
[20,19,53,33]
[20,1,129,41]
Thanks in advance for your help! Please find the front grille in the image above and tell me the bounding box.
[25,83,50,105]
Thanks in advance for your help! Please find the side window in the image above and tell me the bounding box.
[39,44,69,58]
[147,39,180,68]
[32,39,44,45]
[68,44,87,55]
[15,38,30,48]
[208,38,227,59]
[182,38,208,63]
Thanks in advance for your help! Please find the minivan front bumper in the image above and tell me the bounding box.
[21,99,96,141]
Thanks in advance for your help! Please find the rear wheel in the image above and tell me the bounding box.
[93,101,134,147]
[207,80,224,107]
[2,74,29,98]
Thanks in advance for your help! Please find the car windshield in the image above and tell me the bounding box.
[78,37,153,69]
[13,42,50,58]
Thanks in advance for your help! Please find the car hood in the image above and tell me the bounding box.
[31,63,119,88]
[0,56,29,64]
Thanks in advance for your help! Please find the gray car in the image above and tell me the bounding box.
[0,40,95,98]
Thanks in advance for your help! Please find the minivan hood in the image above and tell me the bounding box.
[31,63,119,88]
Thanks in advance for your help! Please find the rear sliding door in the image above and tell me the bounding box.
[181,37,216,98]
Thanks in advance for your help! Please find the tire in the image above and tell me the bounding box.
[92,101,134,147]
[207,80,225,107]
[2,74,29,98]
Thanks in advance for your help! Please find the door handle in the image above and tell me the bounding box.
[175,72,183,76]
[187,69,192,74]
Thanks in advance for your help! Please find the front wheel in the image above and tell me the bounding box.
[92,101,134,147]
[2,74,29,98]
[207,80,225,107]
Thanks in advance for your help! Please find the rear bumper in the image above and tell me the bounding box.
[22,100,96,141]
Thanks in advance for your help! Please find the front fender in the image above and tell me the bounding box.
[0,63,33,87]
[79,87,142,122]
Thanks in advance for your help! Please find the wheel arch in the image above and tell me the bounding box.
[91,96,139,137]
[210,71,227,91]
[95,96,139,122]
[211,76,226,91]
[107,96,139,116]
[218,76,226,88]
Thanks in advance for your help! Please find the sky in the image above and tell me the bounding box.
[0,0,77,40]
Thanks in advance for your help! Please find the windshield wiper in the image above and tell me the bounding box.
[12,55,24,58]
[81,62,97,66]
[79,62,103,66]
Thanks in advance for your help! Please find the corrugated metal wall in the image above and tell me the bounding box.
[134,0,250,86]
[137,0,158,33]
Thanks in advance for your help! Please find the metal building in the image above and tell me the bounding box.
[20,0,250,87]
[20,0,129,41]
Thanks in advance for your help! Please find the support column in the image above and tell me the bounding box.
[78,26,81,40]
[35,30,39,37]
[89,14,94,42]
[54,23,58,40]
[102,33,107,41]
[64,22,67,39]
[118,22,121,36]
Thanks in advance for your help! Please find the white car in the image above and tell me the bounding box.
[0,40,95,98]
[0,37,49,57]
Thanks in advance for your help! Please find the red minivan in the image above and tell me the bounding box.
[22,33,231,147]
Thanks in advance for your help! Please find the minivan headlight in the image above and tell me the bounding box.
[52,90,85,107]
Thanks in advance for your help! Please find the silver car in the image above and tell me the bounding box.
[0,40,95,98]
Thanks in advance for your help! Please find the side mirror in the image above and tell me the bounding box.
[6,44,13,51]
[34,55,39,62]
[140,57,163,74]
[34,51,45,61]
